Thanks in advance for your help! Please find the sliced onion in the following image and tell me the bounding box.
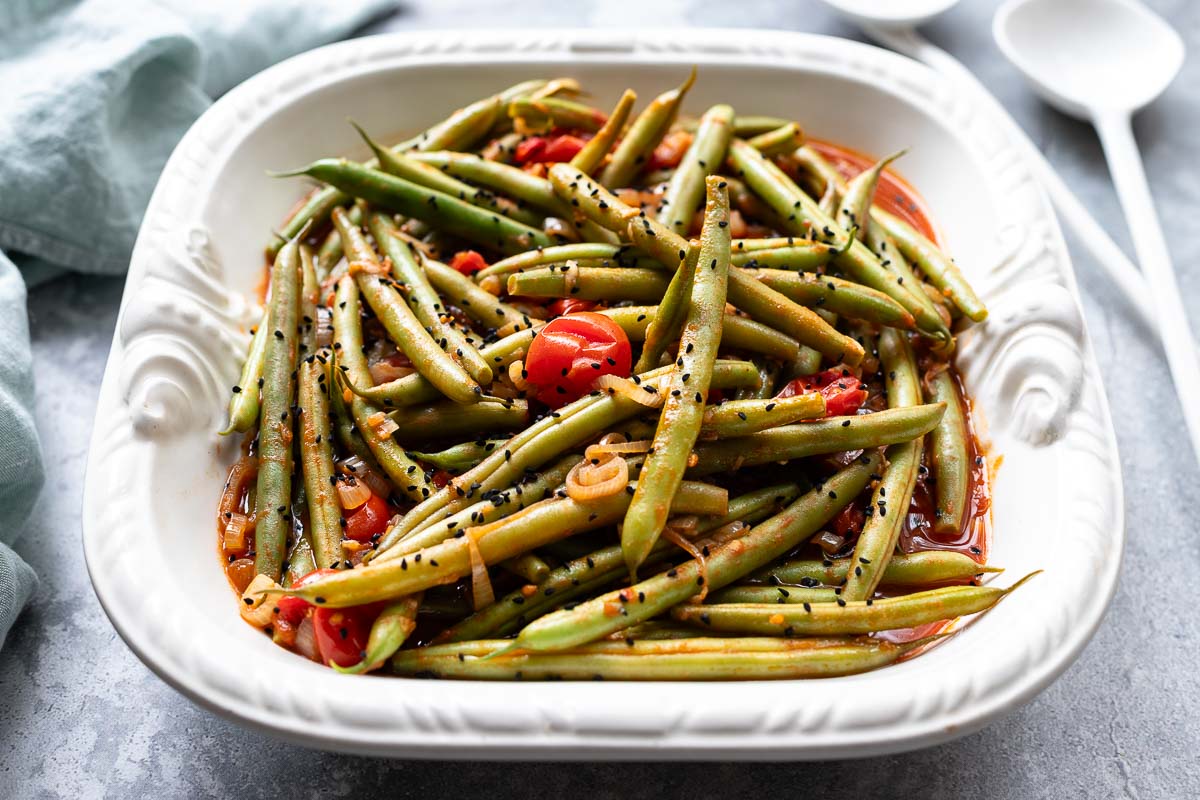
[314,308,334,349]
[339,456,391,499]
[815,531,846,555]
[704,520,748,545]
[594,374,665,408]
[664,514,699,537]
[223,512,250,554]
[218,457,256,527]
[366,411,399,439]
[336,476,372,510]
[585,439,651,461]
[293,617,319,661]
[466,532,495,611]
[562,260,580,294]
[347,259,389,276]
[477,275,503,296]
[508,360,528,391]
[239,574,280,628]
[565,455,628,501]
[663,527,709,602]
[543,217,572,239]
[370,360,415,385]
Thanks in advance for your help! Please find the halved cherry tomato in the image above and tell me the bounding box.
[514,134,588,165]
[449,250,488,276]
[547,298,598,317]
[343,492,392,542]
[524,312,632,407]
[275,568,338,627]
[313,602,383,668]
[777,369,868,417]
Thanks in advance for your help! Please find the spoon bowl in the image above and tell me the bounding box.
[994,0,1184,118]
[817,0,961,29]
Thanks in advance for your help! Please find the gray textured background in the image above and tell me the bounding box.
[3,1,1198,797]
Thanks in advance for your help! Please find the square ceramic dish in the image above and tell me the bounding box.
[83,29,1123,760]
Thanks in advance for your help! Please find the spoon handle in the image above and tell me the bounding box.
[863,24,1159,335]
[1093,113,1200,465]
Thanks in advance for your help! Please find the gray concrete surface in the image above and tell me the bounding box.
[3,1,1198,797]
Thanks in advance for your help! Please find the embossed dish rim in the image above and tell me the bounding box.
[83,29,1124,760]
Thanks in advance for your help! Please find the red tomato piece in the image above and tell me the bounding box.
[313,604,382,668]
[524,312,632,407]
[645,130,693,172]
[547,298,598,317]
[343,492,392,542]
[832,503,865,539]
[275,568,338,627]
[777,369,868,417]
[514,134,588,165]
[514,136,547,164]
[449,250,488,276]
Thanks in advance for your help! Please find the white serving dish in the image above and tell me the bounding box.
[83,29,1123,760]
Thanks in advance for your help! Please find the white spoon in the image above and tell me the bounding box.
[995,0,1199,463]
[817,0,1159,332]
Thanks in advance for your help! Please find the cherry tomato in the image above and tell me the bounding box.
[832,503,865,539]
[524,312,632,407]
[513,134,588,165]
[343,492,392,542]
[645,130,693,172]
[449,250,488,276]
[313,603,382,668]
[547,298,598,316]
[275,568,338,627]
[777,369,868,417]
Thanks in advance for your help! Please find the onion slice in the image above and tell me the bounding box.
[565,455,628,501]
[466,531,495,611]
[664,527,710,603]
[594,374,665,408]
[335,476,372,510]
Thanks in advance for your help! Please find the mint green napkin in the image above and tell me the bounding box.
[0,0,395,649]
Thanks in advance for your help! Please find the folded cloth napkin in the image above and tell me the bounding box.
[0,0,395,649]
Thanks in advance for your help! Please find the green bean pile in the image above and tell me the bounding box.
[219,73,1027,681]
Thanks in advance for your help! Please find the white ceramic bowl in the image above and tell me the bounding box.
[83,29,1123,760]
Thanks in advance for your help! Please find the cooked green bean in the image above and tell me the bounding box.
[660,104,734,233]
[732,115,796,137]
[634,244,699,372]
[700,393,826,437]
[752,551,999,587]
[422,256,533,334]
[836,150,905,237]
[673,573,1038,636]
[745,269,916,328]
[391,635,928,680]
[688,404,944,476]
[843,327,923,601]
[501,553,552,584]
[507,265,670,303]
[388,398,528,443]
[926,368,972,535]
[297,354,342,570]
[410,151,568,218]
[283,532,317,588]
[600,69,696,188]
[410,439,509,472]
[874,207,987,322]
[622,177,731,575]
[501,453,881,653]
[221,309,269,435]
[571,89,637,175]
[729,243,840,271]
[747,122,805,157]
[333,595,421,674]
[509,96,608,133]
[252,235,303,579]
[707,585,838,604]
[600,305,800,362]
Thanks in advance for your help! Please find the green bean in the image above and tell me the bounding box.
[753,551,999,587]
[501,553,552,583]
[571,89,638,175]
[297,354,342,569]
[376,456,577,562]
[792,144,845,217]
[549,164,865,365]
[843,327,923,601]
[314,204,360,279]
[299,242,320,357]
[506,265,669,303]
[478,243,643,279]
[502,452,881,652]
[600,69,696,188]
[746,269,917,328]
[332,595,421,674]
[736,358,780,401]
[410,151,568,218]
[410,439,509,471]
[701,393,826,437]
[252,235,303,579]
[622,178,731,576]
[634,244,699,372]
[508,96,608,133]
[354,124,543,228]
[791,346,824,377]
[283,532,316,588]
[220,309,269,435]
[747,122,805,157]
[687,404,945,476]
[391,635,928,680]
[660,104,734,233]
[733,115,796,137]
[422,256,533,334]
[726,139,951,342]
[276,480,725,607]
[707,585,838,604]
[436,482,802,643]
[327,358,375,465]
[346,326,539,407]
[729,243,840,271]
[280,160,555,255]
[367,211,494,385]
[334,208,483,404]
[926,368,971,535]
[673,573,1038,636]
[874,207,987,322]
[268,83,518,257]
[600,306,800,362]
[331,275,433,503]
[836,150,905,238]
[388,399,529,443]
